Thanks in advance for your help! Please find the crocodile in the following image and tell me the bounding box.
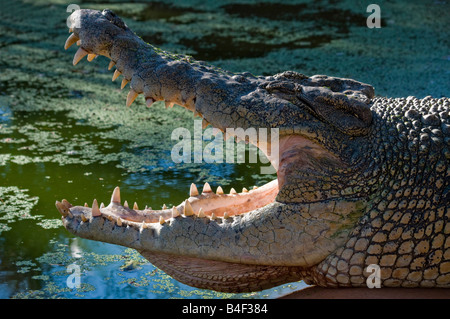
[56,9,450,293]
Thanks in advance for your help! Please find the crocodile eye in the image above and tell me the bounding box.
[102,9,127,30]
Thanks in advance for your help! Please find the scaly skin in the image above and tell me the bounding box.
[56,9,450,292]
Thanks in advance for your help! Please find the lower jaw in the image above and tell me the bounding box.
[96,179,280,225]
[139,250,304,293]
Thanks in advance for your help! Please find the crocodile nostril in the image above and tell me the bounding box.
[102,9,127,30]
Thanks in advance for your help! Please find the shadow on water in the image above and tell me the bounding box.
[130,1,371,61]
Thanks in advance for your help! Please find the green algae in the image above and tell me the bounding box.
[0,186,40,234]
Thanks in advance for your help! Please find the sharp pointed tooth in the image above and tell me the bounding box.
[81,214,88,222]
[159,216,165,225]
[100,202,105,209]
[223,212,230,219]
[108,61,115,70]
[133,202,139,210]
[242,187,248,193]
[62,199,72,208]
[112,69,121,81]
[146,97,154,108]
[117,218,123,226]
[87,53,97,62]
[202,182,212,193]
[202,118,209,129]
[172,206,180,218]
[92,199,101,217]
[184,200,194,216]
[124,200,129,208]
[55,201,68,217]
[65,33,79,50]
[111,186,121,204]
[253,186,258,190]
[69,28,73,33]
[141,221,147,230]
[73,47,88,66]
[145,205,148,210]
[165,101,174,108]
[197,207,205,218]
[84,202,88,207]
[216,186,224,195]
[76,40,81,46]
[210,213,217,220]
[121,78,129,90]
[126,89,139,107]
[190,183,199,196]
[230,188,237,195]
[163,204,167,210]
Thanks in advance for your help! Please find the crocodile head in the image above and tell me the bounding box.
[57,9,414,292]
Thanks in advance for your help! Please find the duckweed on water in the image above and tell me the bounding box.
[0,186,40,234]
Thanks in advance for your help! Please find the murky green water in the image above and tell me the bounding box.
[0,0,448,298]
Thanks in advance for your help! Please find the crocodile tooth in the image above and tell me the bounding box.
[55,201,68,217]
[76,40,81,46]
[164,101,174,108]
[210,213,217,220]
[133,202,139,210]
[141,221,147,230]
[197,207,205,218]
[202,182,212,193]
[87,53,97,62]
[242,187,248,193]
[73,47,88,66]
[230,188,237,195]
[163,204,167,210]
[223,212,230,219]
[81,214,88,222]
[184,200,194,216]
[112,69,121,81]
[111,186,121,204]
[172,206,180,218]
[116,218,123,226]
[202,118,209,129]
[65,33,79,50]
[124,200,129,208]
[190,183,199,196]
[253,186,258,190]
[159,216,165,225]
[84,203,88,207]
[92,199,101,217]
[216,186,224,195]
[121,78,129,90]
[108,61,115,70]
[62,199,72,208]
[126,89,139,107]
[146,97,154,108]
[100,202,105,209]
